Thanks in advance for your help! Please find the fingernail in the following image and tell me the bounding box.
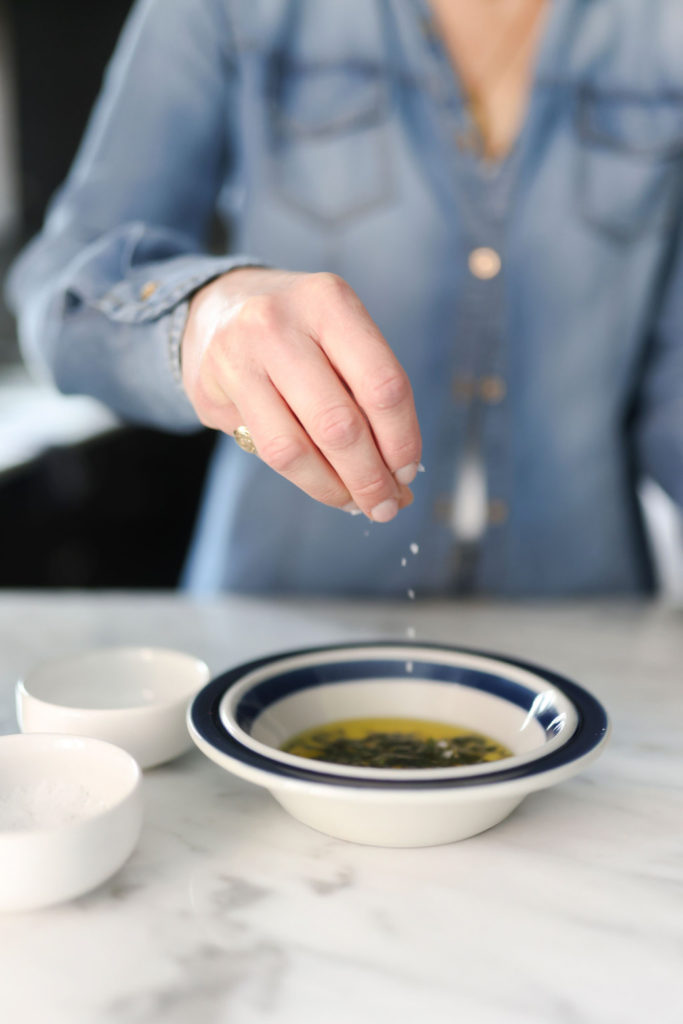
[395,462,419,486]
[342,501,362,516]
[370,498,399,523]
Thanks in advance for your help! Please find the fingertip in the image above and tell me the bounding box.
[395,462,419,486]
[370,497,400,523]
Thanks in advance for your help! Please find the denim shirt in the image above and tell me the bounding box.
[7,0,683,595]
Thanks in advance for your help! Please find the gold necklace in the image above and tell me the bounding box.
[455,0,546,158]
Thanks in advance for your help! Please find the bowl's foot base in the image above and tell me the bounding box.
[273,792,526,848]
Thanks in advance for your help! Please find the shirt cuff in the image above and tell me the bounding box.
[91,253,265,325]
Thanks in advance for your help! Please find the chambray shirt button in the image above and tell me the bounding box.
[140,280,159,300]
[468,247,501,280]
[480,376,506,403]
[488,499,508,525]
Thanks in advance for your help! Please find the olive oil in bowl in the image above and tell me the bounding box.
[281,717,512,770]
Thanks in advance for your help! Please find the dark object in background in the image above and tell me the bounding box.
[2,0,217,588]
[1,0,135,363]
[0,428,215,587]
[9,0,134,236]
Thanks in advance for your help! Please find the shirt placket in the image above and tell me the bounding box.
[450,170,513,592]
[416,9,515,592]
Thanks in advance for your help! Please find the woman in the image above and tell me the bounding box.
[8,0,683,595]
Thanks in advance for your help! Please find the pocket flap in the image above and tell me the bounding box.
[577,88,683,158]
[272,61,389,138]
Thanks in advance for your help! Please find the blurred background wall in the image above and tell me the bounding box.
[0,0,215,588]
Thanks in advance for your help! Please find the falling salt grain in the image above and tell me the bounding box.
[407,589,415,600]
[409,543,419,556]
[400,557,407,568]
[405,661,414,674]
[406,626,416,639]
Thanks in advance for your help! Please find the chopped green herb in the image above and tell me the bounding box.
[282,716,511,769]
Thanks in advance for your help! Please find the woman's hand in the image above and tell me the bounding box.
[181,268,421,522]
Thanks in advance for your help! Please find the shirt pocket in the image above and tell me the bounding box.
[268,60,395,226]
[576,88,683,239]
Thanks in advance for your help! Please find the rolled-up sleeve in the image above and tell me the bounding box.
[6,0,259,432]
[636,227,683,510]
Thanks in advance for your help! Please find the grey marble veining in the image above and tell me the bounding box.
[0,593,681,1024]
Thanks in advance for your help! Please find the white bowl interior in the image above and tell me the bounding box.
[219,647,578,781]
[0,734,139,832]
[22,647,209,711]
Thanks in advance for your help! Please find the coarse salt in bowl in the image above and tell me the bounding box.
[0,733,143,912]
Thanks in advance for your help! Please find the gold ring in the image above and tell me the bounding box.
[233,425,258,455]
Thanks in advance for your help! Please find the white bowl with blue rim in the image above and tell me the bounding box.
[188,643,609,847]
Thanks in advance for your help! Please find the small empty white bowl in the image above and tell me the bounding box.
[0,733,142,912]
[17,647,210,769]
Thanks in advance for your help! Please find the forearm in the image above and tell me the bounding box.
[7,222,264,431]
[5,0,254,431]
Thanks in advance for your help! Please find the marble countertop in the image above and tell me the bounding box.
[0,592,681,1024]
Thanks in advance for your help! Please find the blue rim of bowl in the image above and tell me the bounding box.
[232,657,569,734]
[189,642,609,791]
